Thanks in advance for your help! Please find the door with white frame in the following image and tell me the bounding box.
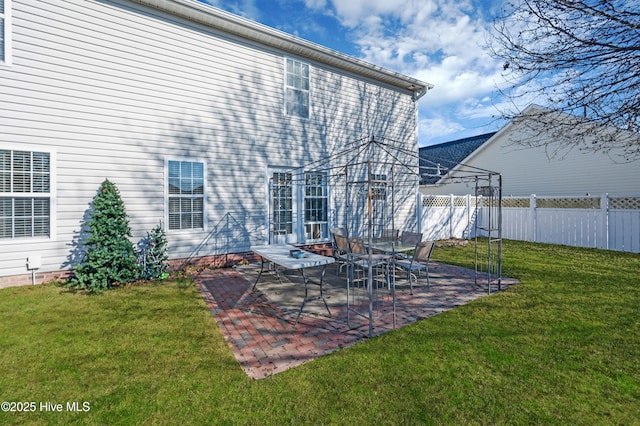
[302,171,329,243]
[267,167,298,245]
[266,168,330,245]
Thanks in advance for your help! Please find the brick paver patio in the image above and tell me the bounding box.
[196,261,517,379]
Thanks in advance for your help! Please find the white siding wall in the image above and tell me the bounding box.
[422,122,640,197]
[0,0,418,278]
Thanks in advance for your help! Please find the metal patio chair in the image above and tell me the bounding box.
[332,233,350,275]
[395,230,423,259]
[347,238,392,288]
[399,230,423,245]
[395,240,435,294]
[381,228,399,241]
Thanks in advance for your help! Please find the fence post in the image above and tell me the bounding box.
[530,194,537,243]
[449,194,454,238]
[600,193,609,250]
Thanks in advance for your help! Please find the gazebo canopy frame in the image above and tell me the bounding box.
[267,135,502,336]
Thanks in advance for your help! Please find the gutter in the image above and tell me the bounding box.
[129,0,433,96]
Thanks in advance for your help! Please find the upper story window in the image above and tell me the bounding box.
[0,149,51,239]
[0,0,11,65]
[167,160,205,231]
[285,58,310,119]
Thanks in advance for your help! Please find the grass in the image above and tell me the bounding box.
[0,240,638,425]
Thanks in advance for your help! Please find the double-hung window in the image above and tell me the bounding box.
[285,58,310,118]
[167,160,204,231]
[0,149,51,239]
[304,172,327,240]
[0,0,12,65]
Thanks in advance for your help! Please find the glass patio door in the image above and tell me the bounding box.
[269,169,298,244]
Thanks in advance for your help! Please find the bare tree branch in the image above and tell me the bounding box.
[489,0,640,160]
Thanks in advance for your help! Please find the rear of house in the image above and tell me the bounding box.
[0,0,430,286]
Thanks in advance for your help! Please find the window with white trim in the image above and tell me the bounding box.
[0,149,51,239]
[304,171,327,240]
[271,171,293,236]
[285,58,310,118]
[167,160,204,230]
[0,0,11,65]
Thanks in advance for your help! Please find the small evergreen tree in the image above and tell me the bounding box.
[69,179,139,292]
[139,223,169,280]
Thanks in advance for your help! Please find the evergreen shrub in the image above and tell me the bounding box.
[68,179,139,292]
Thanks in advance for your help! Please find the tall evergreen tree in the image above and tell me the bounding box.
[69,179,139,292]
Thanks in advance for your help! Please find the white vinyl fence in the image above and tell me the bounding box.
[418,193,640,253]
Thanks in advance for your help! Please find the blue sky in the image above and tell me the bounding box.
[198,0,511,147]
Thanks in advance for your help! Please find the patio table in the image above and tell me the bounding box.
[251,244,335,325]
[348,237,416,261]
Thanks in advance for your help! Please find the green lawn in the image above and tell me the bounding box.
[1,240,638,425]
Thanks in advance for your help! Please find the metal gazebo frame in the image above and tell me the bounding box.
[267,135,502,336]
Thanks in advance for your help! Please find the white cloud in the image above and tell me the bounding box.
[221,0,261,21]
[330,0,413,27]
[420,115,465,143]
[304,0,328,8]
[324,0,516,143]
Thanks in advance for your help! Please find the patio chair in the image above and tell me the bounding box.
[395,230,423,259]
[395,241,435,294]
[381,228,399,241]
[333,233,350,275]
[331,227,346,237]
[347,238,392,290]
[399,230,422,245]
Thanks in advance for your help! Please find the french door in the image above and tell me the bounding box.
[268,168,298,244]
[267,167,329,244]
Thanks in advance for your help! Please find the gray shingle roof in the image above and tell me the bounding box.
[419,132,496,184]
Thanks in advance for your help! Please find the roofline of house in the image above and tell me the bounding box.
[130,0,433,99]
[425,105,550,187]
[419,132,498,153]
[419,132,497,186]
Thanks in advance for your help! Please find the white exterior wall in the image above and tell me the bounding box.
[422,120,640,197]
[0,0,419,278]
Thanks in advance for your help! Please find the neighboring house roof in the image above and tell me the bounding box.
[419,132,496,184]
[131,0,433,99]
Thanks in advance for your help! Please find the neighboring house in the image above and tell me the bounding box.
[419,132,495,184]
[0,0,431,286]
[420,105,640,197]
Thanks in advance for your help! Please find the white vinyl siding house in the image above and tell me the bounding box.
[422,105,640,197]
[0,0,430,285]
